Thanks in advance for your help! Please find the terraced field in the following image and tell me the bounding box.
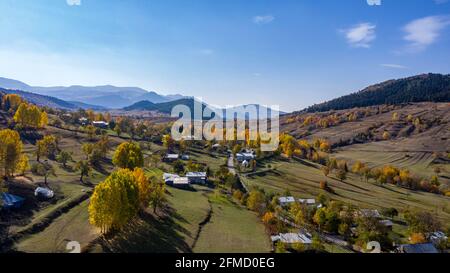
[241,158,450,224]
[334,142,450,184]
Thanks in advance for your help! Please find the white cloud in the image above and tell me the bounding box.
[434,0,449,4]
[253,15,275,25]
[342,23,376,48]
[403,15,450,52]
[66,0,81,6]
[380,64,408,69]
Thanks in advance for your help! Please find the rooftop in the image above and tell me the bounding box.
[279,196,296,204]
[173,177,190,185]
[186,172,207,177]
[299,199,316,205]
[398,243,439,254]
[271,232,312,244]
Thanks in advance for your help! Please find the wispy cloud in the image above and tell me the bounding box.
[252,15,275,25]
[342,23,376,48]
[434,0,449,4]
[380,63,408,69]
[403,15,450,52]
[66,0,81,6]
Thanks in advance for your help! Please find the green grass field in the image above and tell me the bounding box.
[193,192,271,253]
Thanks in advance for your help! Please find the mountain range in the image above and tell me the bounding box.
[1,73,450,116]
[0,77,185,109]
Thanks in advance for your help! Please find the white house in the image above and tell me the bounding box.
[92,121,109,128]
[186,172,207,185]
[236,153,255,162]
[163,173,180,184]
[278,196,296,207]
[298,199,316,206]
[173,177,190,188]
[163,154,179,162]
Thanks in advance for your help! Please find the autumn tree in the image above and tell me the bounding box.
[85,125,96,141]
[16,154,30,176]
[161,134,175,152]
[0,129,24,178]
[89,169,140,233]
[112,142,144,170]
[133,168,152,208]
[247,189,266,214]
[39,111,48,128]
[13,103,47,129]
[1,94,23,111]
[149,180,166,214]
[36,135,58,161]
[313,208,327,231]
[82,143,94,160]
[262,212,278,234]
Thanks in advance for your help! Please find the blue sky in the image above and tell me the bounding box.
[0,0,449,111]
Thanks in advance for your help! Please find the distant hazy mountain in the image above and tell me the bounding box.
[124,98,215,118]
[125,99,285,119]
[306,73,450,113]
[0,77,186,109]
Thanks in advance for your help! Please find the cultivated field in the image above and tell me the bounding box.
[241,158,450,224]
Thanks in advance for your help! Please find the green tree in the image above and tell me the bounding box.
[56,151,73,168]
[75,160,91,183]
[32,161,56,186]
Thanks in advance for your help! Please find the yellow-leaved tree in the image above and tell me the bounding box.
[133,168,151,208]
[39,111,48,128]
[112,142,144,170]
[0,129,24,178]
[1,94,23,112]
[36,135,58,161]
[13,102,48,129]
[89,169,140,233]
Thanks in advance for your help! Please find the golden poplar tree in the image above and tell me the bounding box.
[0,129,24,177]
[89,169,140,233]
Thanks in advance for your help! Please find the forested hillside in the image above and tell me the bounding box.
[306,74,450,113]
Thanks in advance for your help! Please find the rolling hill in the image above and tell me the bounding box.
[1,88,80,110]
[306,73,450,113]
